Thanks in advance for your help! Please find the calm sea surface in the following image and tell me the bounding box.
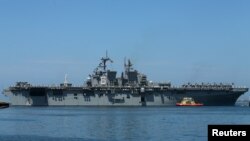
[0,106,250,141]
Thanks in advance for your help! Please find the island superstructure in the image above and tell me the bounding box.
[3,53,248,106]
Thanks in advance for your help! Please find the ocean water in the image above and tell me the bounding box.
[0,106,250,141]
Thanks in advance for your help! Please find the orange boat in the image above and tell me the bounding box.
[176,97,203,106]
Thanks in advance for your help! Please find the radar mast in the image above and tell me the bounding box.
[99,51,113,72]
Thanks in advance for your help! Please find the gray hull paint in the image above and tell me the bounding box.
[6,89,245,106]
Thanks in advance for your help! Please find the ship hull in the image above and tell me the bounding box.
[5,88,246,106]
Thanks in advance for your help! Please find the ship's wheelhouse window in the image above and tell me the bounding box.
[74,93,77,96]
[74,97,78,99]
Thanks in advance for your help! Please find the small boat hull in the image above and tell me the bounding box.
[176,103,203,106]
[176,97,203,106]
[0,102,10,109]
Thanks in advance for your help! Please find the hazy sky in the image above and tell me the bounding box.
[0,0,249,100]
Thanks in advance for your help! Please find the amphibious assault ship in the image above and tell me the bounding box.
[3,53,249,106]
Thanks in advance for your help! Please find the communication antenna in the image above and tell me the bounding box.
[100,50,113,71]
[124,57,126,67]
[64,74,68,84]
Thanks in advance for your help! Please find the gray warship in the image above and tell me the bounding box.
[3,53,249,106]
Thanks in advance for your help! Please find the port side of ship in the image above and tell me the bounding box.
[3,53,248,106]
[4,86,247,106]
[4,86,177,106]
